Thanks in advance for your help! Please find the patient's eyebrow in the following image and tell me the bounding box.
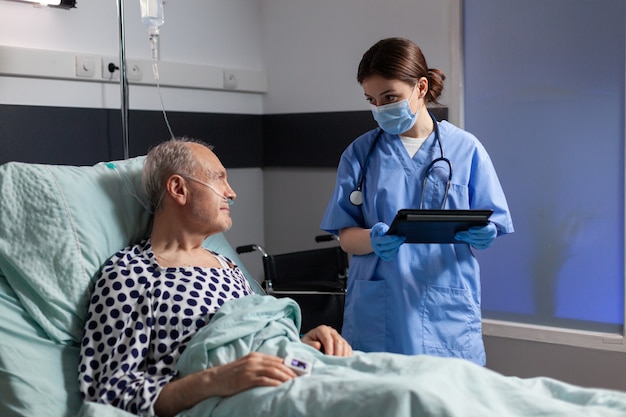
[200,166,226,182]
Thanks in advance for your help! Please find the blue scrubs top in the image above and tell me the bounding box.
[320,121,514,365]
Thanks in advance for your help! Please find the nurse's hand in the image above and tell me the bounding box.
[455,222,497,250]
[370,222,406,261]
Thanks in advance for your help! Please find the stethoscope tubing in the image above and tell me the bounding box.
[350,111,452,208]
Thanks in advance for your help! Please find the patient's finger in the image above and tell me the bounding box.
[300,325,330,351]
[302,325,352,357]
[326,331,352,357]
[334,337,353,357]
[303,339,323,351]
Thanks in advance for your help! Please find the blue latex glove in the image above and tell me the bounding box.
[455,222,498,250]
[370,222,406,261]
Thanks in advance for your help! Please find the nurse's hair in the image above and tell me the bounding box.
[357,37,445,106]
[143,137,214,212]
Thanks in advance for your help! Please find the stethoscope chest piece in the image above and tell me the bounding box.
[349,189,363,206]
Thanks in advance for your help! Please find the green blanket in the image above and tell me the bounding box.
[176,295,626,417]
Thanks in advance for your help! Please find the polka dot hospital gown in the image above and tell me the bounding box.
[78,238,254,416]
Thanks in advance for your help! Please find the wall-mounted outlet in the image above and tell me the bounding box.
[223,70,238,89]
[75,55,95,78]
[102,57,120,81]
[127,61,142,82]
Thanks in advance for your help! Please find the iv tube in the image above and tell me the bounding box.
[140,0,164,60]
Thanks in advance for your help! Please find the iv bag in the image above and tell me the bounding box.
[140,0,164,35]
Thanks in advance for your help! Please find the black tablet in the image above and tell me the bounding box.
[387,209,494,243]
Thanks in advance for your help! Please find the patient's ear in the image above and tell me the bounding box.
[165,175,189,206]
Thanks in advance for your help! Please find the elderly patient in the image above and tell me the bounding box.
[78,138,352,417]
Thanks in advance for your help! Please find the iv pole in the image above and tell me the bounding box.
[116,0,130,160]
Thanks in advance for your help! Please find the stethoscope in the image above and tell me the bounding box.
[349,111,452,209]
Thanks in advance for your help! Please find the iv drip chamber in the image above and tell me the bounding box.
[140,0,164,35]
[140,0,165,60]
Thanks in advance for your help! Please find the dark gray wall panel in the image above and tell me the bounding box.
[0,105,264,168]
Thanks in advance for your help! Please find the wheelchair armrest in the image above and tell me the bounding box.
[315,234,339,243]
[236,244,268,257]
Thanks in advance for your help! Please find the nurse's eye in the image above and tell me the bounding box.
[365,96,375,104]
[385,94,398,103]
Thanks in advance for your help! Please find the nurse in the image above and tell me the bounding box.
[320,37,514,365]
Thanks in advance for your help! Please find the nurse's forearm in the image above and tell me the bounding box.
[338,227,374,255]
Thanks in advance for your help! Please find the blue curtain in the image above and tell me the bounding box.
[464,0,626,331]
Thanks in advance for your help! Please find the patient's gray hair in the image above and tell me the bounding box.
[143,137,214,212]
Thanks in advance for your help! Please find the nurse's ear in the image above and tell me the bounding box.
[416,77,429,99]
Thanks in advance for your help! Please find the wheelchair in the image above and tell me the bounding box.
[236,235,348,334]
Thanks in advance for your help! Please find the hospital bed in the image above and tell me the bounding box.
[236,235,347,333]
[2,157,626,417]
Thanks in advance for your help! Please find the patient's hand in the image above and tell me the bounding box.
[210,352,298,396]
[155,352,296,417]
[301,325,353,357]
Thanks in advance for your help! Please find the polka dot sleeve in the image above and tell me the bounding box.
[78,247,171,416]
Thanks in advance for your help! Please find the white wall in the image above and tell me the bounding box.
[260,0,461,117]
[0,0,266,112]
[0,0,266,273]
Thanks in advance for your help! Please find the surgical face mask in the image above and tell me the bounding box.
[369,87,418,135]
